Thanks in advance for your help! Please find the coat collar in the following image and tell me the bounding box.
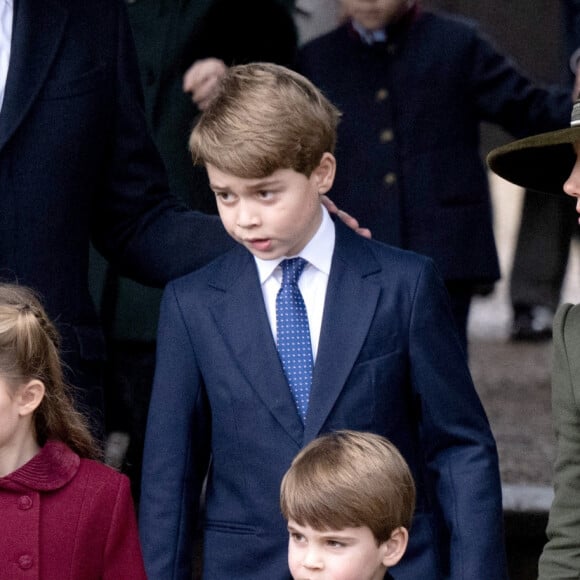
[0,440,80,492]
[0,0,68,152]
[206,221,382,446]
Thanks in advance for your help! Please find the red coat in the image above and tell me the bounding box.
[0,440,146,579]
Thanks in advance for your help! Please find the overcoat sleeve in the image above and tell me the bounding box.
[90,0,233,287]
[539,303,580,580]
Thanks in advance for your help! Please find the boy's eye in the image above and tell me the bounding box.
[290,532,306,543]
[327,540,346,548]
[257,190,275,200]
[215,191,234,202]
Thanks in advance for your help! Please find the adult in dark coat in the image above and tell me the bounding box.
[297,1,571,348]
[95,0,298,343]
[0,0,232,433]
[96,0,298,484]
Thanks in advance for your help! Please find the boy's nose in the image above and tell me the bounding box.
[235,203,260,228]
[302,547,323,570]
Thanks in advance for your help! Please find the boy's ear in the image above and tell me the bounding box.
[313,152,336,195]
[16,379,45,417]
[380,526,409,568]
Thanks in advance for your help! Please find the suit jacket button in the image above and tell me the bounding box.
[18,555,34,570]
[380,129,394,143]
[383,173,397,186]
[17,495,33,510]
[376,88,389,101]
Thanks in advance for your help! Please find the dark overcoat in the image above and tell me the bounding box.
[0,0,231,415]
[297,9,571,283]
[102,0,298,342]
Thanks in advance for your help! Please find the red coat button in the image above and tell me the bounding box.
[17,495,33,510]
[18,554,33,569]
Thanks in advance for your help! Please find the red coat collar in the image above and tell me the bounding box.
[0,440,80,492]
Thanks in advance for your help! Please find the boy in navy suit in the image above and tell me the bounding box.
[139,62,507,579]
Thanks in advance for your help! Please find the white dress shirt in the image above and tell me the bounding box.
[254,206,335,361]
[0,0,13,113]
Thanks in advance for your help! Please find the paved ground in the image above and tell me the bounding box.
[467,173,580,579]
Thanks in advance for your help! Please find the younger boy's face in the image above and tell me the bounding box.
[207,154,335,260]
[341,0,412,31]
[287,520,390,580]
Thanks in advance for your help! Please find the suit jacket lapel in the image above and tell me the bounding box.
[208,248,304,446]
[304,222,382,442]
[0,0,67,151]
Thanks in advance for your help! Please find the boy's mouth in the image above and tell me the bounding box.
[246,238,272,252]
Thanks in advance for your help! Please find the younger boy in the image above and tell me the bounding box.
[296,0,572,348]
[280,430,415,580]
[139,62,507,579]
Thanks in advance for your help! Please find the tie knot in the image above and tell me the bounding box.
[280,258,307,287]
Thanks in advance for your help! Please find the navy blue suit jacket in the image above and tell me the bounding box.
[0,0,230,413]
[140,220,507,579]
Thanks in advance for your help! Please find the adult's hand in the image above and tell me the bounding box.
[321,195,372,239]
[183,58,227,111]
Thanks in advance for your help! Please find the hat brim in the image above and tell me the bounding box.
[487,126,580,196]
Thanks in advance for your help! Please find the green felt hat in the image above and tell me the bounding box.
[487,101,580,196]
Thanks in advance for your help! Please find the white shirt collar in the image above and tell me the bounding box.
[0,0,14,113]
[254,205,335,284]
[352,19,387,45]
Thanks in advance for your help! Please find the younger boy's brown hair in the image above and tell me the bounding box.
[280,430,415,544]
[189,62,341,179]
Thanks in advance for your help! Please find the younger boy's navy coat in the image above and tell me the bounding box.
[140,221,507,580]
[297,10,570,284]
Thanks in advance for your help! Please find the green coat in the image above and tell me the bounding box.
[93,0,297,341]
[539,303,580,579]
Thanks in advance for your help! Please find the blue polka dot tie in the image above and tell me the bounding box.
[276,258,313,422]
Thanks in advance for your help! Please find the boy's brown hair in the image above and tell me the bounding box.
[189,62,341,178]
[280,430,415,544]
